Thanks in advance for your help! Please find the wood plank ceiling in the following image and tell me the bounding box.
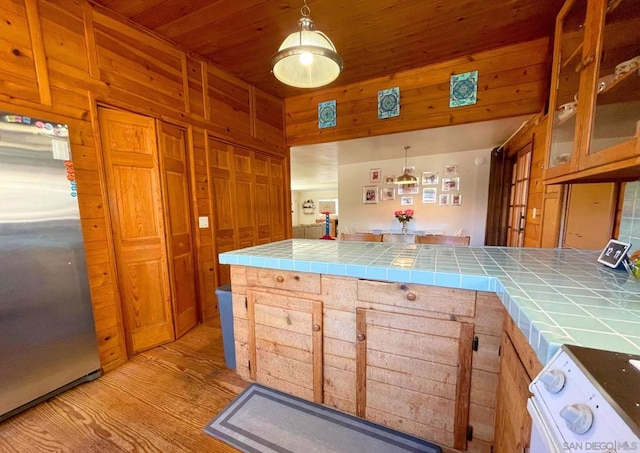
[93,0,564,99]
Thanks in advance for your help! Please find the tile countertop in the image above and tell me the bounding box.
[219,239,640,365]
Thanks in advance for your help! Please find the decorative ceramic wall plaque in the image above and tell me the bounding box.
[318,100,337,128]
[378,87,400,119]
[449,71,478,108]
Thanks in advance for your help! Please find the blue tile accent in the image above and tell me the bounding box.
[365,266,388,280]
[410,270,435,285]
[461,275,491,291]
[434,272,462,288]
[294,260,311,272]
[327,263,347,276]
[346,264,367,278]
[310,262,329,274]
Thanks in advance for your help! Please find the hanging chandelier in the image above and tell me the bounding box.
[395,146,418,185]
[271,0,343,89]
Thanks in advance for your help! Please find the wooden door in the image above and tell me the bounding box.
[355,308,473,450]
[247,290,323,402]
[254,153,271,244]
[507,143,532,247]
[493,333,533,453]
[208,139,235,287]
[157,121,198,337]
[233,148,256,249]
[98,107,174,354]
[269,158,287,241]
[563,183,617,249]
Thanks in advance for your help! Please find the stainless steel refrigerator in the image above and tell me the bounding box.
[0,111,101,422]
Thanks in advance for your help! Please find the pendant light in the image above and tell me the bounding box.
[271,0,343,89]
[395,146,418,185]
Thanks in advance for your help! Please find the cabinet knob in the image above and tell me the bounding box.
[312,324,321,332]
[357,333,366,341]
[406,292,417,301]
[276,275,284,282]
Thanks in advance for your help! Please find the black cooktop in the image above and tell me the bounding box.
[564,344,640,438]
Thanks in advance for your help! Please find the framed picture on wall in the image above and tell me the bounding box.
[384,175,395,184]
[444,165,458,176]
[402,165,416,176]
[439,194,450,206]
[421,172,439,185]
[442,177,460,191]
[381,187,395,201]
[451,194,462,206]
[370,168,381,182]
[422,188,437,204]
[363,185,378,204]
[397,182,419,195]
[400,196,413,206]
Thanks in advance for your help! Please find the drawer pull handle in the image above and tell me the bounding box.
[406,292,417,301]
[357,333,366,341]
[276,275,284,282]
[312,324,321,332]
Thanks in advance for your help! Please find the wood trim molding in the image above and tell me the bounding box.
[82,2,100,79]
[312,300,323,403]
[355,307,367,418]
[24,0,51,106]
[453,322,475,450]
[503,311,543,380]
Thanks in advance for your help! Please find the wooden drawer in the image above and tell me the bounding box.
[357,280,475,317]
[246,267,321,294]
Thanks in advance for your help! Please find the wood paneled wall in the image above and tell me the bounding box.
[0,0,286,372]
[284,38,551,146]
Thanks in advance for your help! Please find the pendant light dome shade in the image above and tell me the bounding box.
[395,146,418,185]
[271,3,343,88]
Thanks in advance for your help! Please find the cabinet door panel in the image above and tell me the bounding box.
[356,308,473,450]
[493,333,533,453]
[248,290,323,402]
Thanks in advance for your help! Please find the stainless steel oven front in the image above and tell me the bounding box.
[528,345,640,453]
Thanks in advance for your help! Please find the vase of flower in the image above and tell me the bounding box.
[394,209,414,234]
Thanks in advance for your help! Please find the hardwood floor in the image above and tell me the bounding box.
[0,324,246,452]
[0,324,460,453]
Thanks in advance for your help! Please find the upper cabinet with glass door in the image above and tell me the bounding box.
[545,0,640,183]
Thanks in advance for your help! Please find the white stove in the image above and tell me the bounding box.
[528,344,640,453]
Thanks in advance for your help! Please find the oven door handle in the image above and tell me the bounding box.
[527,398,565,453]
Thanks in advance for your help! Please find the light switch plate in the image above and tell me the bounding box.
[198,216,209,228]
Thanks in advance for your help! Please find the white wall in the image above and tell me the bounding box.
[291,189,338,225]
[338,148,492,245]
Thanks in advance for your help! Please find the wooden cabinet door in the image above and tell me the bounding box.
[98,107,174,354]
[563,182,617,249]
[269,157,287,241]
[157,121,198,338]
[493,333,533,453]
[208,139,235,286]
[233,148,256,249]
[254,153,271,244]
[247,290,323,402]
[355,308,474,450]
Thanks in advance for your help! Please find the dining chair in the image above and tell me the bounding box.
[415,235,471,245]
[340,233,384,242]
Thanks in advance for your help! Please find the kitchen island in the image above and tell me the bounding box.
[219,239,640,452]
[220,239,640,361]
